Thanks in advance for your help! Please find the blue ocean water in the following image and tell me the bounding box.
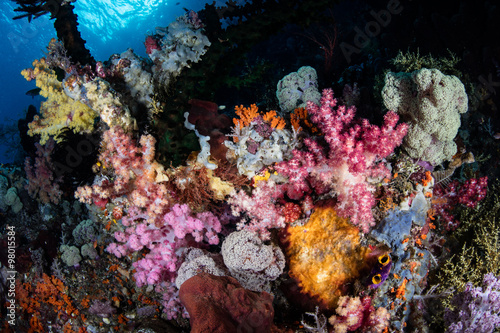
[0,0,228,164]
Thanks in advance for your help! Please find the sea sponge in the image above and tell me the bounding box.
[222,230,285,292]
[225,104,297,178]
[286,200,371,309]
[60,245,82,267]
[4,187,23,214]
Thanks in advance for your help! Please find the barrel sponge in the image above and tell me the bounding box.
[382,68,468,165]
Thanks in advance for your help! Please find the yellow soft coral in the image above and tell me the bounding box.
[21,58,97,144]
[286,201,371,309]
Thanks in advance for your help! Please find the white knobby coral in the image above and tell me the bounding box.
[276,66,321,112]
[382,68,468,165]
[221,230,285,292]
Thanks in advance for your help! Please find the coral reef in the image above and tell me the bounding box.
[175,248,229,289]
[276,66,321,112]
[24,138,63,204]
[0,175,23,213]
[106,203,222,287]
[228,179,286,240]
[328,295,390,333]
[21,57,98,144]
[221,230,285,292]
[149,11,211,85]
[225,104,296,178]
[8,2,500,332]
[276,88,408,232]
[444,273,500,333]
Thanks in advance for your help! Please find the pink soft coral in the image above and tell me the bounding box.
[24,138,63,204]
[276,88,408,232]
[75,126,172,225]
[228,179,286,240]
[328,295,390,333]
[107,204,222,287]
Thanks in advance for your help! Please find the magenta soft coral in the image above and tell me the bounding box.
[457,176,488,208]
[107,204,222,287]
[275,88,408,232]
[432,176,488,231]
[144,35,161,55]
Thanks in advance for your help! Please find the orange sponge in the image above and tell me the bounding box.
[286,200,371,309]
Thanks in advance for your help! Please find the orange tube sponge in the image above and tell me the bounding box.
[286,200,371,309]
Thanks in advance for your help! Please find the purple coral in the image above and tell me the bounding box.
[444,273,500,333]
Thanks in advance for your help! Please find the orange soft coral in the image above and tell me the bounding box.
[233,104,286,130]
[233,104,260,129]
[262,110,286,130]
[286,200,371,309]
[290,107,318,133]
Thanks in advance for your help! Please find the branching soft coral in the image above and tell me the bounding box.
[75,126,172,226]
[228,179,285,241]
[24,138,63,204]
[444,273,500,333]
[328,295,390,333]
[275,88,408,232]
[106,204,222,287]
[21,57,98,144]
